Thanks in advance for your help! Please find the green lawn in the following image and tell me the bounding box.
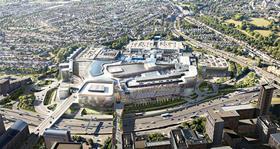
[255,30,272,37]
[249,18,271,27]
[225,19,242,26]
[43,88,57,105]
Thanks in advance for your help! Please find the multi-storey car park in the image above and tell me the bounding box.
[59,39,198,108]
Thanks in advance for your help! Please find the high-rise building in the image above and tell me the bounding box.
[206,110,224,146]
[43,129,71,149]
[256,116,277,143]
[0,120,30,149]
[0,115,6,136]
[257,84,275,115]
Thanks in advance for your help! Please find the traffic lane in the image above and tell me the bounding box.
[129,91,257,131]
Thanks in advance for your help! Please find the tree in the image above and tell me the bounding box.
[147,133,165,142]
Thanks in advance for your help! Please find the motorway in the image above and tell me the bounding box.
[122,90,260,133]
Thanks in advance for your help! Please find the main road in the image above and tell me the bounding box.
[123,90,261,133]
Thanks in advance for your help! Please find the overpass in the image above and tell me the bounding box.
[34,95,76,135]
[21,95,76,149]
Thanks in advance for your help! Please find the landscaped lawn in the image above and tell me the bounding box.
[255,30,272,37]
[225,19,242,26]
[249,18,271,27]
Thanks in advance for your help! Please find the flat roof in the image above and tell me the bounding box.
[126,40,184,51]
[207,110,224,123]
[79,82,114,96]
[44,128,69,136]
[222,104,256,111]
[218,110,240,118]
[199,54,228,68]
[88,85,105,93]
[145,140,170,147]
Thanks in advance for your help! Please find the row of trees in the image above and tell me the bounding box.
[18,93,35,111]
[181,117,206,134]
[197,15,280,60]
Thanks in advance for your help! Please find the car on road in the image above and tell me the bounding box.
[161,113,172,118]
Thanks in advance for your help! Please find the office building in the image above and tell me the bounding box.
[0,115,5,136]
[258,84,275,115]
[43,129,71,149]
[269,133,280,149]
[0,120,30,149]
[256,116,277,143]
[205,111,224,146]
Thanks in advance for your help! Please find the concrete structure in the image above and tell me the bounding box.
[0,115,6,136]
[198,54,229,78]
[223,129,242,149]
[256,116,277,143]
[122,133,135,149]
[43,129,71,149]
[217,110,240,131]
[58,84,70,100]
[258,84,275,115]
[269,133,280,149]
[0,120,30,149]
[205,111,224,146]
[59,63,71,82]
[222,104,258,120]
[78,80,115,108]
[126,40,184,54]
[145,140,171,149]
[51,142,82,149]
[77,40,198,107]
[0,79,9,95]
[170,128,207,149]
[0,77,32,95]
